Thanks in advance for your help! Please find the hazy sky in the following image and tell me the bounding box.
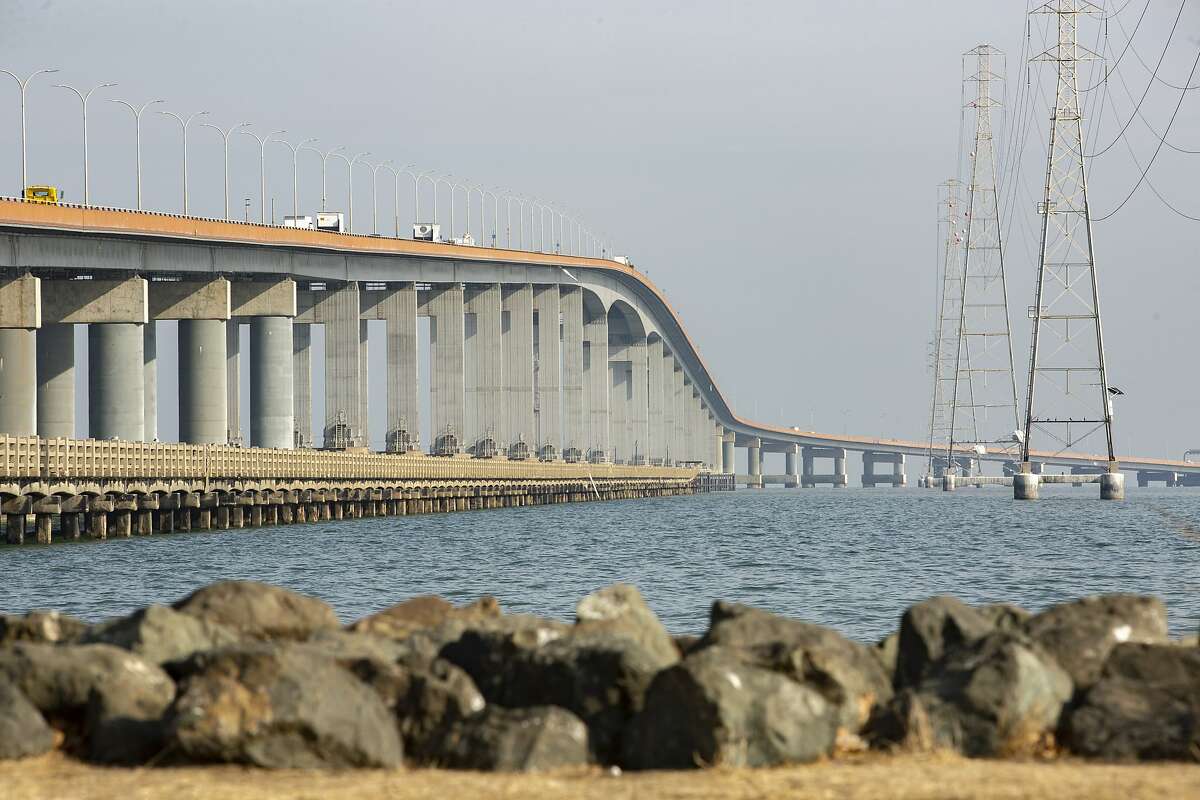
[1,0,1197,462]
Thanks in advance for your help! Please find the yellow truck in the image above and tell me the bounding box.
[23,185,60,204]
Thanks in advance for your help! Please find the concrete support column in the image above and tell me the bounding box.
[834,448,848,487]
[323,283,363,448]
[144,322,157,441]
[560,286,584,458]
[673,367,686,464]
[502,285,534,453]
[427,283,465,452]
[533,285,561,459]
[292,323,312,447]
[661,352,676,464]
[802,446,815,488]
[359,319,370,446]
[583,302,609,461]
[722,431,736,474]
[0,328,37,436]
[629,338,648,464]
[384,283,418,451]
[226,320,242,445]
[88,323,144,441]
[178,319,228,444]
[36,323,73,437]
[785,444,799,487]
[746,437,762,488]
[646,337,664,463]
[609,356,630,463]
[250,316,294,449]
[464,284,502,453]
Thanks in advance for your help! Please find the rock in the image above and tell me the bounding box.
[440,616,657,763]
[894,596,994,690]
[0,610,88,644]
[349,595,501,641]
[81,604,241,664]
[0,681,55,760]
[172,580,339,641]
[0,642,175,764]
[432,706,590,772]
[695,601,892,733]
[673,634,701,656]
[622,646,837,769]
[976,603,1031,633]
[1023,595,1168,689]
[868,631,1072,757]
[165,644,403,769]
[874,633,899,684]
[1062,642,1200,760]
[345,656,485,761]
[303,628,435,664]
[575,583,678,668]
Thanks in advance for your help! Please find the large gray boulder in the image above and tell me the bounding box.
[345,655,485,761]
[869,631,1072,757]
[172,580,339,641]
[894,596,994,689]
[431,705,590,772]
[0,610,88,644]
[622,646,837,769]
[696,601,891,733]
[0,642,175,763]
[165,644,403,768]
[349,595,501,641]
[1023,595,1168,690]
[575,583,679,668]
[81,604,241,664]
[440,617,658,764]
[1062,642,1200,760]
[0,681,55,760]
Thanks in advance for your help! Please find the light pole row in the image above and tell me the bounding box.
[3,67,613,254]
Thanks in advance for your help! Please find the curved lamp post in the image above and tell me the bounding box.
[112,98,165,210]
[1,68,58,192]
[201,121,250,219]
[157,109,208,214]
[300,143,343,212]
[240,127,285,223]
[272,136,317,219]
[328,150,370,232]
[56,80,115,206]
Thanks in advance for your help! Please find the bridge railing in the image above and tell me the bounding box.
[0,436,696,484]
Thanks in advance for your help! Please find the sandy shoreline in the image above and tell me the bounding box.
[4,752,1197,800]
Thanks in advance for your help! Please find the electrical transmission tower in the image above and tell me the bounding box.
[946,45,1022,475]
[925,178,965,480]
[1021,0,1118,481]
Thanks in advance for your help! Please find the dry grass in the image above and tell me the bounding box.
[3,752,1198,800]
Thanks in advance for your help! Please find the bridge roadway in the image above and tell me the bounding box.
[0,198,1195,496]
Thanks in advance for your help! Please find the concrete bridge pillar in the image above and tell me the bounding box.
[646,337,664,464]
[250,316,294,449]
[465,284,502,455]
[785,444,799,488]
[292,323,312,448]
[862,450,905,487]
[629,339,648,464]
[89,323,144,441]
[383,283,419,453]
[502,285,534,455]
[583,300,609,462]
[746,437,763,488]
[560,286,584,460]
[144,322,157,442]
[427,283,465,454]
[801,445,848,488]
[36,323,74,438]
[722,430,736,474]
[178,319,228,444]
[661,352,676,464]
[533,285,562,459]
[226,319,241,445]
[0,328,36,436]
[322,283,364,449]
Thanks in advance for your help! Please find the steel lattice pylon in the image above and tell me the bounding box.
[1021,0,1117,467]
[947,45,1022,474]
[925,178,965,478]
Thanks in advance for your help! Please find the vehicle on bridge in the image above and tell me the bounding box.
[23,185,60,204]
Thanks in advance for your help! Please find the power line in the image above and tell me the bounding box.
[1104,32,1200,153]
[1079,0,1150,92]
[1094,38,1200,221]
[1114,4,1200,90]
[1086,0,1189,158]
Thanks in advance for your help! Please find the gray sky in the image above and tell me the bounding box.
[1,0,1197,461]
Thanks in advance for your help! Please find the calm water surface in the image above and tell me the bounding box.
[3,487,1198,641]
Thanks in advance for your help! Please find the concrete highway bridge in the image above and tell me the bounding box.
[0,197,1194,542]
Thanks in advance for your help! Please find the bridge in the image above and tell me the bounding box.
[0,197,1194,545]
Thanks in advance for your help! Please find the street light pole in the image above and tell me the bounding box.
[0,68,58,192]
[366,159,393,235]
[434,174,457,237]
[484,187,504,248]
[111,97,165,210]
[329,150,369,233]
[157,108,208,214]
[300,144,343,212]
[201,121,250,220]
[272,136,317,219]
[240,126,286,223]
[55,80,115,206]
